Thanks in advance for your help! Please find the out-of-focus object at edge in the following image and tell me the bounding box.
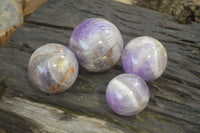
[23,0,47,16]
[115,0,200,24]
[0,0,47,47]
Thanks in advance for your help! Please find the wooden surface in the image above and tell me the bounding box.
[0,0,200,132]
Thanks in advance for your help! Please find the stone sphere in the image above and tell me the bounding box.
[106,74,150,116]
[69,18,124,72]
[28,43,79,94]
[122,36,167,82]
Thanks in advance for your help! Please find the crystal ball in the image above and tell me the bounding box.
[106,74,150,116]
[122,36,167,82]
[69,18,124,72]
[28,43,79,94]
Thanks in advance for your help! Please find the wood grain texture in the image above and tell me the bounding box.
[0,106,38,133]
[0,0,200,132]
[0,97,124,133]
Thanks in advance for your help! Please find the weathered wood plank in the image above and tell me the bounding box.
[0,97,124,133]
[0,0,200,132]
[0,106,38,133]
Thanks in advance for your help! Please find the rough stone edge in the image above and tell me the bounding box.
[0,0,47,47]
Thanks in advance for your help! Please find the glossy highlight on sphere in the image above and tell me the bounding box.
[28,43,79,94]
[106,74,150,116]
[122,36,167,82]
[69,18,124,72]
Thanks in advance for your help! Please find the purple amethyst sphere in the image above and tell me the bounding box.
[122,36,167,82]
[28,43,79,94]
[69,18,124,72]
[106,74,150,116]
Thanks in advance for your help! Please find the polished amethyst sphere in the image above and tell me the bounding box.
[28,43,79,94]
[69,18,124,72]
[122,36,167,82]
[106,74,150,116]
